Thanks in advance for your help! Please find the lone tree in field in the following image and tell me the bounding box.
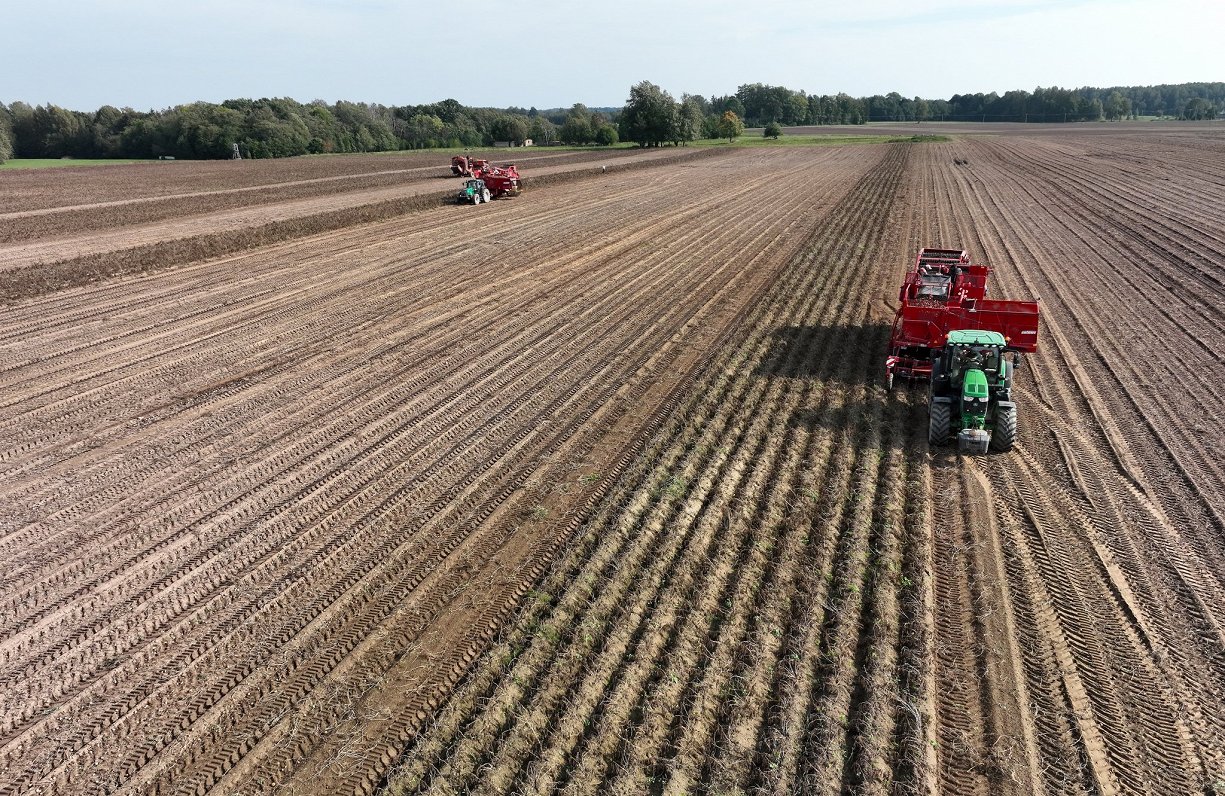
[620,81,678,147]
[717,110,744,142]
[764,121,782,139]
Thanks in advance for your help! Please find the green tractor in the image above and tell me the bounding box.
[457,178,492,205]
[928,330,1019,454]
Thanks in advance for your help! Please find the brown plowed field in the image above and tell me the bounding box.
[0,147,698,260]
[1,132,1222,796]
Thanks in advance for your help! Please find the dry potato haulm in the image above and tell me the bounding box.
[1,123,1224,795]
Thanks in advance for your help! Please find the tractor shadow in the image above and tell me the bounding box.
[754,322,891,383]
[758,322,936,450]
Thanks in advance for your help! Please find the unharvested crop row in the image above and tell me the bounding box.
[7,159,754,769]
[2,170,764,783]
[207,148,849,796]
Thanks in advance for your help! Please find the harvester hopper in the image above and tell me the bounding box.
[885,248,1038,389]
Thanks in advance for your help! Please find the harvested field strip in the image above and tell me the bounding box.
[0,147,877,794]
[970,138,1225,542]
[914,139,1225,793]
[0,148,642,216]
[0,147,693,245]
[384,145,930,795]
[952,139,1225,631]
[0,148,720,302]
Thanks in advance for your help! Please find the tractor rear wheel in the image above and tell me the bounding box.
[928,402,951,446]
[990,404,1017,452]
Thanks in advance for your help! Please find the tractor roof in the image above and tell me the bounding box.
[947,329,1006,346]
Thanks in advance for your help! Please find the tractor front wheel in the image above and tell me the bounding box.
[990,404,1017,452]
[928,402,951,446]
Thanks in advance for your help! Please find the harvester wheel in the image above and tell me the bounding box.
[928,402,951,446]
[990,404,1017,452]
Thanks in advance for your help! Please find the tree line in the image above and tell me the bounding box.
[1,81,1221,164]
[721,81,1225,126]
[0,97,583,162]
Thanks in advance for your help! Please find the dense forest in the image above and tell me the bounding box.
[0,82,1220,163]
[723,81,1225,126]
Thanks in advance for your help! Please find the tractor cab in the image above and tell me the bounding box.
[948,341,1003,383]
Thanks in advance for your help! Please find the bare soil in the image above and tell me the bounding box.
[1,131,1223,795]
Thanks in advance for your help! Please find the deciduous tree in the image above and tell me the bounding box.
[528,116,557,145]
[717,111,744,142]
[676,96,705,145]
[0,104,12,163]
[404,113,444,149]
[620,81,677,147]
[1182,97,1216,120]
[559,111,592,145]
[1103,91,1131,120]
[593,124,618,146]
[490,114,529,145]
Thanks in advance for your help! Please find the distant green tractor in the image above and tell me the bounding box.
[928,330,1019,454]
[458,178,492,205]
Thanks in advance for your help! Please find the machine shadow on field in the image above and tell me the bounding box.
[755,322,891,383]
[758,322,931,450]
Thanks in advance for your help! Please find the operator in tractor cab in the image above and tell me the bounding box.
[950,345,981,380]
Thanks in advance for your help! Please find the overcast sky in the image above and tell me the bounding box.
[3,0,1220,111]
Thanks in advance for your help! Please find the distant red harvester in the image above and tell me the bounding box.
[479,163,522,198]
[450,156,522,197]
[885,247,1039,389]
[451,155,491,177]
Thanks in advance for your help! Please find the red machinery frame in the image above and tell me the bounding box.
[885,248,1039,387]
